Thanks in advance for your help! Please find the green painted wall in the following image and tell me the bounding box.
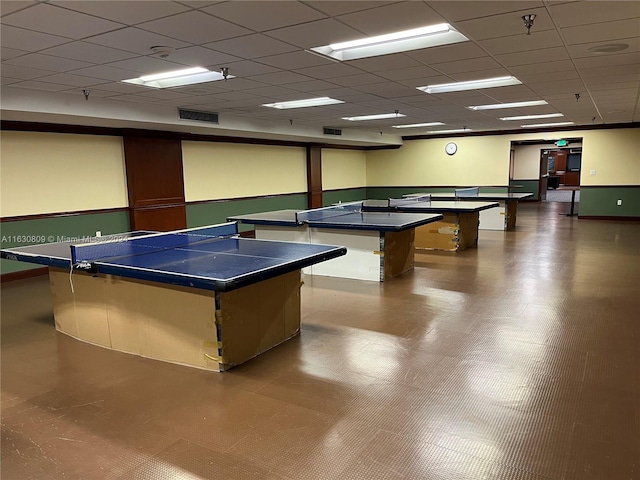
[322,188,367,206]
[579,187,640,217]
[1,211,130,274]
[366,186,448,199]
[187,194,308,232]
[512,179,539,199]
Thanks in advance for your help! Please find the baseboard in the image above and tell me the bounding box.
[578,216,640,221]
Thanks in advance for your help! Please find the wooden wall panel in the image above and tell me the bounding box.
[123,137,186,231]
[131,206,187,232]
[307,146,322,209]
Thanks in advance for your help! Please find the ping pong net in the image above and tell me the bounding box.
[70,223,238,269]
[388,194,431,208]
[455,187,480,197]
[295,202,363,223]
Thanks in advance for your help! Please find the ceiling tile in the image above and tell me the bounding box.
[138,10,251,44]
[34,72,112,87]
[336,2,444,36]
[561,18,640,46]
[70,64,144,81]
[51,1,191,25]
[304,1,398,16]
[406,42,486,65]
[549,1,640,27]
[431,57,503,75]
[250,71,314,85]
[1,64,55,80]
[428,1,544,22]
[0,1,39,16]
[202,1,326,31]
[479,30,564,56]
[2,3,123,39]
[105,56,190,76]
[171,46,241,68]
[0,24,70,51]
[6,80,71,92]
[41,41,138,63]
[204,34,298,59]
[258,51,332,69]
[294,63,363,79]
[496,47,570,66]
[86,27,190,55]
[222,60,281,77]
[1,46,29,61]
[265,18,362,48]
[286,79,340,92]
[456,7,555,41]
[4,53,94,72]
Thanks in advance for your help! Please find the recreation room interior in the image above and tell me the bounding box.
[1,1,639,479]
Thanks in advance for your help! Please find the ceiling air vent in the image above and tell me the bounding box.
[178,109,219,123]
[323,127,342,136]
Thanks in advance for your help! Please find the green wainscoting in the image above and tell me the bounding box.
[322,188,367,206]
[187,194,308,232]
[512,179,539,199]
[1,210,130,274]
[579,186,640,218]
[366,187,447,199]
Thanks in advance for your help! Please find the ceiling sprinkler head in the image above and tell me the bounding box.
[522,14,536,35]
[221,67,230,81]
[82,89,90,101]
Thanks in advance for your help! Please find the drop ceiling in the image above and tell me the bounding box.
[1,0,639,144]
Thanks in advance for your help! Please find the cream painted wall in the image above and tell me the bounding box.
[182,141,306,202]
[322,149,367,190]
[367,127,638,187]
[366,136,511,186]
[580,129,640,186]
[0,131,127,217]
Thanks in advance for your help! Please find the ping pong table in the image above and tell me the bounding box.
[228,204,443,282]
[360,196,499,252]
[405,187,533,230]
[1,223,346,372]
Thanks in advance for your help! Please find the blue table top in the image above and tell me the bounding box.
[1,233,346,292]
[362,199,500,213]
[228,208,443,232]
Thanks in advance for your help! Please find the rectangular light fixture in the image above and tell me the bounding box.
[467,100,548,110]
[342,113,406,121]
[123,67,231,88]
[426,129,471,134]
[309,23,468,61]
[521,122,574,128]
[418,76,522,94]
[500,113,564,121]
[392,122,445,128]
[262,97,344,109]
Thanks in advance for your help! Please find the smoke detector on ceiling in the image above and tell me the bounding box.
[150,46,175,58]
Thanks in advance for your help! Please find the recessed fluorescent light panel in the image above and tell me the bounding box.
[262,97,345,109]
[342,113,407,121]
[521,122,574,128]
[392,122,445,128]
[123,67,231,88]
[310,23,468,61]
[500,113,564,121]
[418,76,522,94]
[426,129,471,134]
[467,100,548,110]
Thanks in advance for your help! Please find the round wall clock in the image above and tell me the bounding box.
[445,142,458,155]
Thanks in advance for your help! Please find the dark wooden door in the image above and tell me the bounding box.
[123,137,187,231]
